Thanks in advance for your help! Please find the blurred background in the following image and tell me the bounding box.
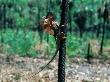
[0,0,110,60]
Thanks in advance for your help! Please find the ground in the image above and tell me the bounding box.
[0,53,110,82]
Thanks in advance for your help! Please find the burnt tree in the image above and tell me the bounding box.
[100,3,110,55]
[58,0,68,82]
[97,7,103,38]
[74,11,87,37]
[37,1,43,43]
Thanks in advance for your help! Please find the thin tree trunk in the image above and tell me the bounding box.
[37,0,43,43]
[99,21,106,55]
[86,42,91,64]
[96,23,101,38]
[46,0,50,55]
[58,0,68,82]
[3,4,6,29]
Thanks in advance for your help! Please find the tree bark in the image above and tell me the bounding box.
[99,21,106,55]
[58,0,69,82]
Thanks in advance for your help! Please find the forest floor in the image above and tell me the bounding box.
[0,53,110,82]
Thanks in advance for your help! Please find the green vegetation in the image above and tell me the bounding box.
[0,28,110,58]
[0,0,110,59]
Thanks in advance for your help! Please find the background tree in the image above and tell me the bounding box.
[74,11,87,37]
[100,2,110,55]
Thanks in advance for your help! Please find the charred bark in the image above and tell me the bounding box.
[58,0,69,82]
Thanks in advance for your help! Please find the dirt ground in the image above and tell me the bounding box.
[0,53,110,82]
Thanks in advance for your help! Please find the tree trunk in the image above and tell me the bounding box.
[99,21,106,55]
[58,0,68,82]
[3,4,6,29]
[37,0,43,43]
[86,42,91,64]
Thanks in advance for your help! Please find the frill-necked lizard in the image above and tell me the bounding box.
[37,12,60,74]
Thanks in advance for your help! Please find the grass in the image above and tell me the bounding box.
[0,28,110,59]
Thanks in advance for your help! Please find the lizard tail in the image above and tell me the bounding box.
[36,48,59,74]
